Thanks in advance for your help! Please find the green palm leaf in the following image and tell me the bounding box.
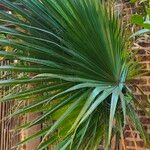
[0,0,149,150]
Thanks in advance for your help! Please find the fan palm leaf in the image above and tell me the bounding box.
[0,0,149,150]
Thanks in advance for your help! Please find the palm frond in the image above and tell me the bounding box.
[0,0,149,150]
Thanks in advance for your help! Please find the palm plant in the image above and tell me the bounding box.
[0,0,150,150]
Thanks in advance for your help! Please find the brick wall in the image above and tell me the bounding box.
[124,37,150,150]
[0,60,20,150]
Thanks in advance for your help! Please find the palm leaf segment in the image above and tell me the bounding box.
[0,0,148,150]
